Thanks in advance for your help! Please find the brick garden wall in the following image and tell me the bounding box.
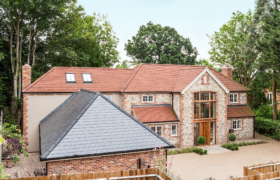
[47,151,164,175]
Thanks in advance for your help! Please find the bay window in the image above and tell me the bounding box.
[194,92,216,119]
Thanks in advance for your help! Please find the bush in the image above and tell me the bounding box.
[254,104,274,119]
[231,147,235,151]
[235,146,238,150]
[255,117,280,140]
[204,150,207,154]
[197,136,206,145]
[226,144,231,149]
[229,134,236,142]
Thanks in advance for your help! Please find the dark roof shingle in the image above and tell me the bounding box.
[39,89,174,161]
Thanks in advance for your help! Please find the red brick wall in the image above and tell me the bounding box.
[47,151,165,175]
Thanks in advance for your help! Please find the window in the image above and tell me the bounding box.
[266,92,272,105]
[105,95,112,101]
[142,95,154,103]
[66,73,76,83]
[82,73,92,83]
[233,120,242,130]
[194,92,216,119]
[230,93,238,103]
[203,76,207,84]
[151,126,162,136]
[171,125,177,136]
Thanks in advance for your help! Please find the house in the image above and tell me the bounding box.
[22,63,256,152]
[40,89,174,175]
[265,91,280,110]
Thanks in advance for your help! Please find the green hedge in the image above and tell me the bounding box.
[255,117,280,140]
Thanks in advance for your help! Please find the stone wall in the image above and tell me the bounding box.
[181,72,228,147]
[173,94,180,119]
[228,92,247,105]
[145,123,180,147]
[47,151,161,175]
[227,118,254,140]
[123,93,172,115]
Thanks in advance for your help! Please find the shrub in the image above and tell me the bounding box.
[197,136,206,145]
[231,147,235,151]
[204,150,207,154]
[235,146,238,150]
[254,104,274,119]
[229,134,236,142]
[226,144,231,149]
[255,117,280,140]
[200,151,203,155]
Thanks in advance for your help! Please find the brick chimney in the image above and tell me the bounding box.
[22,64,31,90]
[221,65,232,79]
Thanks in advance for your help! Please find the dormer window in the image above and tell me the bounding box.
[82,73,92,83]
[230,93,238,103]
[142,95,154,103]
[66,73,76,83]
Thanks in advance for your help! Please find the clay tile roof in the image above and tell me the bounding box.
[133,105,179,123]
[24,67,134,93]
[24,63,249,93]
[227,106,256,118]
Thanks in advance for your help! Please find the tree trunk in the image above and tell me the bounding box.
[272,70,278,120]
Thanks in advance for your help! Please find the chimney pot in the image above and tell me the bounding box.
[221,65,232,79]
[22,64,31,90]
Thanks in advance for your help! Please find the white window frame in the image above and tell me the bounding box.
[82,73,92,83]
[105,95,112,101]
[171,124,177,136]
[229,93,238,103]
[266,92,273,105]
[65,73,76,83]
[150,125,162,136]
[142,95,154,103]
[233,120,242,130]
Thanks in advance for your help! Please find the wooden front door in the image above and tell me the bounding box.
[198,122,211,145]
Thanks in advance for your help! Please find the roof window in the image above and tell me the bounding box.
[82,73,92,83]
[66,73,76,83]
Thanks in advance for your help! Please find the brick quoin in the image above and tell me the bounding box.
[47,151,166,175]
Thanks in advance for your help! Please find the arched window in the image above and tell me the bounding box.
[194,92,216,119]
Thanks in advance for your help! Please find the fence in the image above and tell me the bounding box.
[228,161,280,180]
[1,168,171,180]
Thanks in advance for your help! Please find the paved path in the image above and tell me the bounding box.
[168,133,280,180]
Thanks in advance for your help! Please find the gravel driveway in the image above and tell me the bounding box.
[168,133,280,180]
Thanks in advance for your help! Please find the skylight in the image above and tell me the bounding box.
[82,73,92,83]
[66,73,76,83]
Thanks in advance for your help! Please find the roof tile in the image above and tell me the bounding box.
[227,106,256,118]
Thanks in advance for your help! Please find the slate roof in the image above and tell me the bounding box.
[39,89,174,161]
[133,105,179,123]
[227,105,256,118]
[24,64,249,93]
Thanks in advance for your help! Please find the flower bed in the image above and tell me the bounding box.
[221,141,266,151]
[167,147,200,155]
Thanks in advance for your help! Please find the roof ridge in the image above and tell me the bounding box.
[54,66,133,70]
[41,91,101,159]
[23,67,57,92]
[121,64,144,92]
[139,63,206,67]
[208,67,250,91]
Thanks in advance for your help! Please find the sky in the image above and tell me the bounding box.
[77,0,256,62]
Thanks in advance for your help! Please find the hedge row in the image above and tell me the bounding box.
[255,117,280,140]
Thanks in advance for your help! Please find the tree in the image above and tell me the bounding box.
[0,0,74,125]
[125,21,198,65]
[116,60,131,68]
[208,11,260,88]
[256,0,280,120]
[196,58,221,72]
